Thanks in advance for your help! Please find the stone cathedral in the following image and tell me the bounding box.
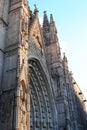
[0,0,87,130]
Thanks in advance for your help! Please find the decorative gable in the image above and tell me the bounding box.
[29,14,43,49]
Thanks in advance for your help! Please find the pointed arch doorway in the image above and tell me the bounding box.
[29,58,56,130]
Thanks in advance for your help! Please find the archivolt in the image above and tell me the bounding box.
[29,58,55,130]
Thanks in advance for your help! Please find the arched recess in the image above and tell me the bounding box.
[29,58,57,130]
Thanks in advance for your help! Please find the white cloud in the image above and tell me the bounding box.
[39,17,43,27]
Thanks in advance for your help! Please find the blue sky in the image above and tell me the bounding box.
[28,0,87,99]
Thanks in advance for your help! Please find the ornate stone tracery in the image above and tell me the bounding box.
[29,59,55,130]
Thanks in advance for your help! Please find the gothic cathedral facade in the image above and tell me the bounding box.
[0,0,87,130]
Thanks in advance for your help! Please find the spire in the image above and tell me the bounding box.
[49,14,58,42]
[50,14,54,24]
[43,11,50,29]
[50,14,57,33]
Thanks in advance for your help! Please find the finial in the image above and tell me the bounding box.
[34,4,39,15]
[63,52,65,57]
[44,11,46,14]
[50,14,53,21]
[34,4,37,9]
[63,52,68,63]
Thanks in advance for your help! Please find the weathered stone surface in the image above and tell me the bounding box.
[0,0,87,130]
[0,0,10,23]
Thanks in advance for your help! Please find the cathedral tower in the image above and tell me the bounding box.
[0,0,30,130]
[43,12,71,130]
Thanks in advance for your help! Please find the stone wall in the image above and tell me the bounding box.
[0,0,10,88]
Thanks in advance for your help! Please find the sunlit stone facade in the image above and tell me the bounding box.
[0,0,87,130]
